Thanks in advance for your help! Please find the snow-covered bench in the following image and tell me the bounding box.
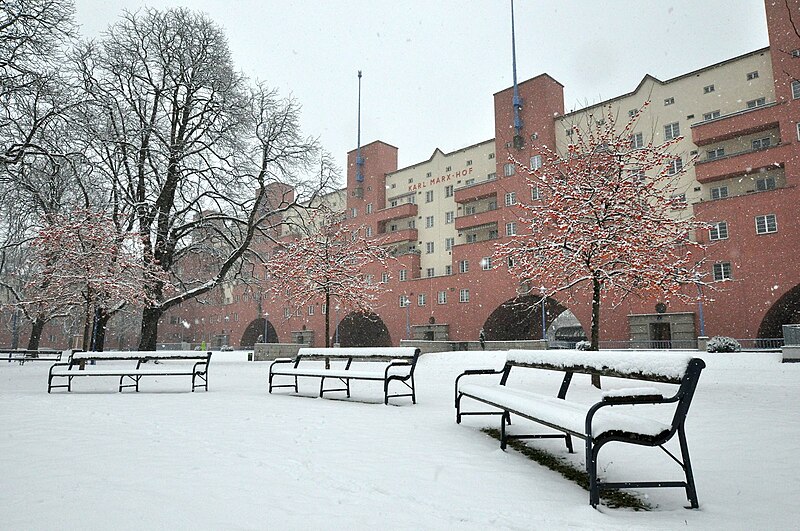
[455,349,706,508]
[48,351,211,393]
[269,347,420,405]
[2,349,62,365]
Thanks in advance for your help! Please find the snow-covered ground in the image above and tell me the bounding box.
[2,350,799,530]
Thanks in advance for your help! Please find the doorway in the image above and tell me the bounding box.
[649,322,672,348]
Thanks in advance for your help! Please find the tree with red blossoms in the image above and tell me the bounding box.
[8,208,170,350]
[264,209,392,347]
[494,103,708,364]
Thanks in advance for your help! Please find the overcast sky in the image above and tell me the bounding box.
[72,1,769,179]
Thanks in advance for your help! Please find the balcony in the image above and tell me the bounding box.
[691,102,781,146]
[454,179,498,204]
[374,202,417,223]
[455,207,502,231]
[376,228,418,246]
[695,143,790,183]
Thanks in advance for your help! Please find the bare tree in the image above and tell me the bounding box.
[75,8,330,349]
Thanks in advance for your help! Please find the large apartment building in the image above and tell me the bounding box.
[146,0,800,351]
[6,1,796,351]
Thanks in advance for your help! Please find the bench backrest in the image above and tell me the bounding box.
[507,349,698,384]
[71,350,212,362]
[297,347,419,361]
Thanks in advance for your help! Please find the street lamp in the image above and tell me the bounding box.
[540,287,547,341]
[264,312,269,344]
[695,275,706,338]
[405,293,412,339]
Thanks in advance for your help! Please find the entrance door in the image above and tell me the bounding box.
[649,322,672,348]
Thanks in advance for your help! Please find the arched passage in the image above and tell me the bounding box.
[758,284,800,339]
[336,312,392,347]
[482,295,585,343]
[240,318,278,347]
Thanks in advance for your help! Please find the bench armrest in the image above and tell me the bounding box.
[454,368,505,404]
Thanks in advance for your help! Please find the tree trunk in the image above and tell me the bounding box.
[138,306,163,351]
[324,291,331,348]
[590,275,602,389]
[94,309,111,352]
[26,316,46,350]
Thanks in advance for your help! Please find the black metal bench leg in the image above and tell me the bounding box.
[410,374,416,404]
[679,426,700,508]
[319,376,325,397]
[500,411,510,450]
[587,438,600,507]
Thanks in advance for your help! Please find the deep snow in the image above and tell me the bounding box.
[2,350,799,530]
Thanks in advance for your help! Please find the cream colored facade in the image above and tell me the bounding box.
[382,140,497,277]
[556,48,777,210]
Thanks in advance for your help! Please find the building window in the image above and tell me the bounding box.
[670,193,687,209]
[425,190,434,203]
[755,214,777,234]
[408,219,415,229]
[399,269,407,281]
[505,192,517,206]
[481,257,492,270]
[503,163,515,177]
[489,152,495,159]
[438,291,447,304]
[507,257,515,268]
[709,221,729,241]
[530,155,542,170]
[565,127,573,136]
[466,234,477,243]
[465,178,475,186]
[707,147,725,160]
[464,205,476,215]
[703,84,715,94]
[711,186,728,200]
[445,185,454,197]
[322,304,327,315]
[792,49,800,58]
[628,108,637,117]
[459,289,470,303]
[756,176,776,191]
[664,122,680,140]
[531,186,540,200]
[390,200,398,207]
[446,166,452,172]
[426,242,435,254]
[418,294,426,306]
[425,172,431,178]
[425,216,434,228]
[459,260,469,273]
[426,267,435,278]
[399,295,410,307]
[793,80,800,100]
[505,222,517,236]
[746,71,759,80]
[445,237,455,251]
[664,97,675,106]
[308,305,315,316]
[284,308,290,319]
[381,272,389,283]
[445,265,453,275]
[703,110,721,121]
[630,132,644,149]
[667,158,683,175]
[487,172,497,181]
[797,122,800,141]
[752,137,771,150]
[713,262,732,281]
[365,226,372,237]
[350,208,357,218]
[445,211,454,224]
[366,203,373,214]
[466,159,472,166]
[746,97,766,108]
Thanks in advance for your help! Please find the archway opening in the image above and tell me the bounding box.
[240,318,278,347]
[758,284,800,339]
[483,295,585,346]
[335,312,391,347]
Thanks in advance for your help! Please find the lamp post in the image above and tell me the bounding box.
[540,287,547,341]
[695,277,706,338]
[405,293,411,340]
[334,304,341,346]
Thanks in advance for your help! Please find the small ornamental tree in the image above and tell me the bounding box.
[15,208,170,350]
[495,103,708,363]
[265,209,392,347]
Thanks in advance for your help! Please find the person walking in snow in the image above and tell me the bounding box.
[479,329,486,350]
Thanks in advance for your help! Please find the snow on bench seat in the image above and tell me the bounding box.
[295,347,418,359]
[458,383,671,438]
[50,367,200,377]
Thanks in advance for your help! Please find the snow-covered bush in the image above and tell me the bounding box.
[575,340,591,351]
[706,336,741,353]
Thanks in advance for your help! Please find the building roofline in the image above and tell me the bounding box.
[559,46,771,119]
[493,72,564,96]
[347,139,398,155]
[387,138,495,177]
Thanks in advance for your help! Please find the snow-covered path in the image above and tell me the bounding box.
[2,351,798,530]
